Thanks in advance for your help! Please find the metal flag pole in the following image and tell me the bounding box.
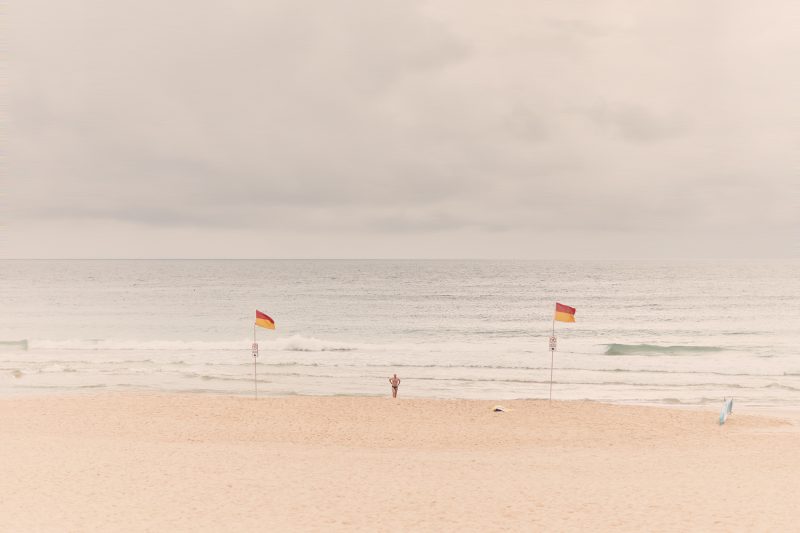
[252,322,258,400]
[549,313,556,402]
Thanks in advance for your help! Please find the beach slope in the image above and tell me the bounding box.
[1,394,798,531]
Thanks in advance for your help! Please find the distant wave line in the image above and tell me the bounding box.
[6,360,799,380]
[603,343,726,356]
[0,340,28,350]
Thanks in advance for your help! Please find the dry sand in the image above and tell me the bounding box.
[1,393,799,532]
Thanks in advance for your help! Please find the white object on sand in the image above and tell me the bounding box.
[719,398,734,425]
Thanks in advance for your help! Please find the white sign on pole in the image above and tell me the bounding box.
[549,336,557,351]
[252,342,259,358]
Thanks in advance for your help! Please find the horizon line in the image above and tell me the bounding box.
[0,257,796,262]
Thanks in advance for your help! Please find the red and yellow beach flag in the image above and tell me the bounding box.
[255,310,275,330]
[554,302,576,323]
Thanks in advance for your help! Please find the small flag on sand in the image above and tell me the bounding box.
[554,303,576,323]
[255,310,275,330]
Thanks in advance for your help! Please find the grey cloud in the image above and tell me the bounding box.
[580,104,690,142]
[4,0,798,258]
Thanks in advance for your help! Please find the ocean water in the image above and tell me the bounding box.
[1,260,798,407]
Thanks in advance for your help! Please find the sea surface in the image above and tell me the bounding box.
[1,260,798,408]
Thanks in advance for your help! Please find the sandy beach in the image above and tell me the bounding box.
[1,394,799,532]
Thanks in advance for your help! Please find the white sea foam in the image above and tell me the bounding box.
[28,335,377,353]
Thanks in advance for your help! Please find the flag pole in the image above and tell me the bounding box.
[253,322,258,400]
[549,315,555,402]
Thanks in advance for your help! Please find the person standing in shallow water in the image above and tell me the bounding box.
[389,374,401,398]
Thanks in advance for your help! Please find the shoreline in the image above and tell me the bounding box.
[3,393,800,531]
[5,387,800,422]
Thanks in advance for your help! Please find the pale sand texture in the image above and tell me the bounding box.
[1,394,799,532]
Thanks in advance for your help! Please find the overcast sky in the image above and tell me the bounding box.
[3,0,798,259]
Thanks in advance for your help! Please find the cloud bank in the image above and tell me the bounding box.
[4,0,798,258]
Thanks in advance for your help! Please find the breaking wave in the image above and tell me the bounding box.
[271,335,358,352]
[0,340,28,351]
[27,335,361,353]
[604,344,726,356]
